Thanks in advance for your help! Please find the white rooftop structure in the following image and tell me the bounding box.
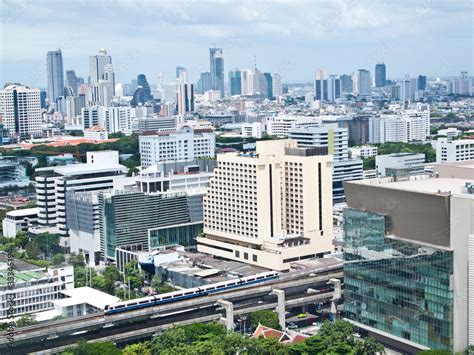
[55,287,119,310]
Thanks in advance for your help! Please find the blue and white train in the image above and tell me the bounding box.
[104,271,279,315]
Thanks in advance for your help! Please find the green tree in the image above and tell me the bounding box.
[122,341,152,355]
[13,231,30,248]
[151,327,187,353]
[35,232,60,257]
[63,339,121,355]
[418,351,451,355]
[52,253,65,265]
[102,265,121,295]
[69,253,85,267]
[250,310,281,331]
[15,313,37,327]
[25,240,40,259]
[124,260,144,295]
[355,336,385,354]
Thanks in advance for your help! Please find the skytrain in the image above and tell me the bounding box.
[104,271,279,315]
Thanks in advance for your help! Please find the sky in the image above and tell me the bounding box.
[1,0,472,88]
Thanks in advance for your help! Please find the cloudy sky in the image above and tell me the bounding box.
[1,0,472,88]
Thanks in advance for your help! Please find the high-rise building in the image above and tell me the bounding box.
[35,151,126,248]
[375,63,386,87]
[209,47,224,97]
[176,66,186,80]
[344,176,473,352]
[418,74,427,91]
[340,74,353,95]
[228,69,242,96]
[65,70,78,96]
[262,72,273,99]
[139,127,216,168]
[272,73,282,97]
[447,71,473,95]
[89,48,112,85]
[348,115,370,145]
[197,72,212,94]
[197,139,334,271]
[314,69,328,101]
[46,49,64,106]
[131,74,152,106]
[357,69,372,95]
[0,84,42,138]
[288,126,363,201]
[81,106,100,129]
[66,95,85,119]
[177,82,194,116]
[240,69,254,95]
[327,75,341,102]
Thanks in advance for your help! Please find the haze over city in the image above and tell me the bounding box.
[1,0,473,87]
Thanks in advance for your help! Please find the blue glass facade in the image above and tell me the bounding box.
[343,208,454,351]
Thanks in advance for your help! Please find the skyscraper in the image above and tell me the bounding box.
[89,48,112,85]
[240,69,254,95]
[375,63,386,87]
[131,74,152,107]
[263,72,273,99]
[65,70,78,96]
[209,47,224,97]
[418,74,427,91]
[228,69,242,96]
[177,82,194,115]
[314,69,328,100]
[197,139,334,271]
[272,73,282,97]
[197,72,212,94]
[340,74,353,95]
[327,75,341,102]
[357,69,372,95]
[0,84,42,138]
[176,66,186,80]
[46,49,64,106]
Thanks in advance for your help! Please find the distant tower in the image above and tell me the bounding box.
[89,48,112,85]
[46,49,64,106]
[375,63,386,87]
[209,47,224,97]
[65,70,78,96]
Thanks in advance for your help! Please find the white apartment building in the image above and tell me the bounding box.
[436,138,474,163]
[35,151,127,248]
[349,145,378,158]
[375,153,426,177]
[84,126,108,140]
[266,115,321,137]
[241,122,263,138]
[288,126,348,161]
[139,127,216,168]
[82,106,100,129]
[437,127,462,138]
[0,261,74,319]
[197,139,334,271]
[132,117,177,134]
[98,106,132,134]
[2,208,38,238]
[0,84,42,138]
[135,159,216,194]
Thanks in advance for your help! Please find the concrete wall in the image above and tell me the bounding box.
[344,182,451,248]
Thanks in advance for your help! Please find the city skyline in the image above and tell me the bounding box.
[1,0,472,88]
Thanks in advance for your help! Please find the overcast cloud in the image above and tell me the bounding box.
[1,0,472,88]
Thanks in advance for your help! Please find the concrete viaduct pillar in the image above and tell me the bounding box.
[328,278,342,320]
[270,289,286,330]
[217,299,234,331]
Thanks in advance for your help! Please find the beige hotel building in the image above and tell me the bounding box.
[197,139,334,271]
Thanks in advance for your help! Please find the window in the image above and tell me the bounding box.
[252,255,257,262]
[235,250,240,258]
[244,252,248,260]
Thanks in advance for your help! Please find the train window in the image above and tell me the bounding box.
[256,276,264,280]
[247,278,255,282]
[227,282,236,286]
[139,300,149,304]
[162,296,171,300]
[116,305,125,309]
[216,285,224,289]
[184,292,194,295]
[207,287,215,290]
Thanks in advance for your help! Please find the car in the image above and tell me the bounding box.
[354,333,361,338]
[287,322,298,330]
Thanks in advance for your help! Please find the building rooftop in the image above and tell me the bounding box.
[53,163,126,176]
[0,252,44,272]
[5,207,38,217]
[56,287,119,310]
[350,177,471,196]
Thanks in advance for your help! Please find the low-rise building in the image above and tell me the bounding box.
[0,257,74,319]
[84,126,108,140]
[349,145,378,159]
[436,137,474,163]
[375,153,426,177]
[0,161,30,188]
[2,207,38,238]
[53,287,119,318]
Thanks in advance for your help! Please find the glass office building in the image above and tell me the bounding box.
[343,208,454,351]
[149,222,203,250]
